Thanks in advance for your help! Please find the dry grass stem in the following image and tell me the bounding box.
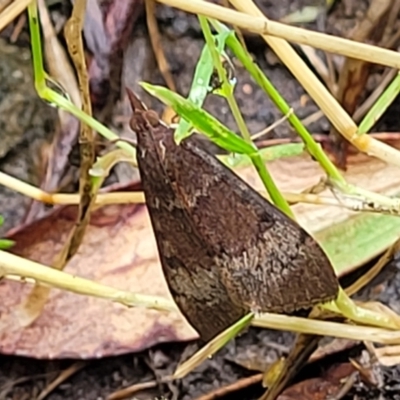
[0,0,31,32]
[63,0,96,260]
[36,362,86,400]
[252,314,400,345]
[0,171,358,209]
[155,0,400,69]
[0,172,145,205]
[155,0,400,169]
[146,0,177,91]
[1,250,400,345]
[0,250,176,311]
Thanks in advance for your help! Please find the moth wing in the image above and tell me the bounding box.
[166,139,339,314]
[136,119,247,341]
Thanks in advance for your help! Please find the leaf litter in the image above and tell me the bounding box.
[1,140,400,359]
[2,0,400,399]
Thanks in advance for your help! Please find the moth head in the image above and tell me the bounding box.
[145,110,161,127]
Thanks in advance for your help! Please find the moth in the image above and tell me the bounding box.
[127,90,339,342]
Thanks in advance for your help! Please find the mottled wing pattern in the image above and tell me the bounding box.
[163,137,339,314]
[130,98,246,341]
[128,89,339,341]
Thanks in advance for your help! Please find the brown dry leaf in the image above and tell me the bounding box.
[371,344,400,367]
[238,140,400,275]
[0,200,196,358]
[277,363,356,400]
[1,140,400,358]
[238,142,400,232]
[229,337,357,375]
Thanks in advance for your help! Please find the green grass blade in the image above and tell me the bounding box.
[141,82,256,154]
[201,17,292,217]
[220,143,305,168]
[174,30,231,142]
[211,20,345,185]
[358,73,400,134]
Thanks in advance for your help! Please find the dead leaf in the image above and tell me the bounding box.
[371,344,400,367]
[85,0,143,111]
[236,140,400,275]
[277,363,356,400]
[0,198,196,358]
[2,140,400,358]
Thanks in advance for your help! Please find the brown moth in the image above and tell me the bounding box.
[127,90,339,342]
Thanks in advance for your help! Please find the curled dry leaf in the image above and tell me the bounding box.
[85,0,143,110]
[1,139,400,358]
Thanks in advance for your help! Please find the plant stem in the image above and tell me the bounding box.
[213,20,345,185]
[27,1,137,160]
[200,17,293,218]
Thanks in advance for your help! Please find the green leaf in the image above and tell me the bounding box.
[220,143,305,168]
[315,212,400,275]
[174,29,232,142]
[280,6,321,24]
[141,82,256,155]
[0,239,15,250]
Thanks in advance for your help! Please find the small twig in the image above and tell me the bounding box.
[107,376,172,400]
[327,372,359,400]
[64,0,96,261]
[353,69,398,123]
[146,0,176,91]
[9,12,26,42]
[193,374,263,400]
[300,110,324,127]
[36,362,87,400]
[0,372,54,399]
[251,109,293,141]
[260,333,318,400]
[298,45,336,93]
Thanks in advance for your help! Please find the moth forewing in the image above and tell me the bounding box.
[128,89,339,342]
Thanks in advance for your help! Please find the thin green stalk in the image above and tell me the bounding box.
[211,20,345,185]
[27,1,136,160]
[200,17,293,218]
[209,20,400,214]
[174,30,230,142]
[359,73,400,134]
[28,1,46,91]
[199,17,252,142]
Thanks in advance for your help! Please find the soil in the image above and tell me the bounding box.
[1,0,400,399]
